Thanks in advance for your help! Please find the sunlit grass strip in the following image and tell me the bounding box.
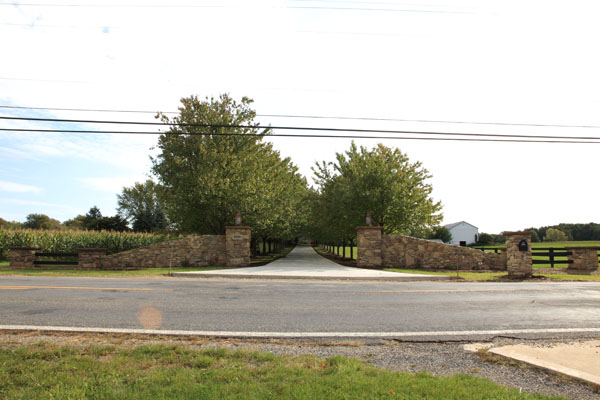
[0,343,562,399]
[385,269,600,281]
[0,266,236,277]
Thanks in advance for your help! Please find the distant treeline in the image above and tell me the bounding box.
[477,223,600,245]
[527,223,600,242]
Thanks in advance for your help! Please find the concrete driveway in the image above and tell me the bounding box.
[173,245,449,281]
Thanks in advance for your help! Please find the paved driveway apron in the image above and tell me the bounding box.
[173,245,448,281]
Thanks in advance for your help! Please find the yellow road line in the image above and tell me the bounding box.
[0,285,165,291]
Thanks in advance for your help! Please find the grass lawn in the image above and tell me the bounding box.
[321,245,357,260]
[0,266,238,277]
[251,245,295,265]
[384,268,600,282]
[0,343,562,400]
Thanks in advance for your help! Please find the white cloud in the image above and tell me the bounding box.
[76,176,146,193]
[0,180,42,193]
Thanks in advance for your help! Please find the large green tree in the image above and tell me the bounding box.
[311,142,442,239]
[152,94,309,238]
[23,214,62,230]
[117,180,167,232]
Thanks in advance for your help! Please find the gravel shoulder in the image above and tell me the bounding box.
[1,331,598,399]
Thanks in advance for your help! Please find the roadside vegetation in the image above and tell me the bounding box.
[0,229,171,261]
[0,266,238,277]
[383,269,600,282]
[0,343,562,400]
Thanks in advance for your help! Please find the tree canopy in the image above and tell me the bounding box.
[23,214,62,230]
[117,180,167,232]
[152,94,310,239]
[310,142,442,242]
[81,206,129,232]
[544,227,568,242]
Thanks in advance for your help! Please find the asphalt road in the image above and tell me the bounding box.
[1,275,599,340]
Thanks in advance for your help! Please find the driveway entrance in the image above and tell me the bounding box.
[174,245,449,281]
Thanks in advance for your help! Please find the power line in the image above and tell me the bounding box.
[2,115,600,141]
[0,104,173,114]
[0,2,225,7]
[3,104,600,130]
[1,127,598,144]
[0,2,462,13]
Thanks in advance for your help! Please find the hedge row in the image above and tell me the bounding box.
[0,229,174,260]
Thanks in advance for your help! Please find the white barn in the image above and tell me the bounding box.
[444,221,479,246]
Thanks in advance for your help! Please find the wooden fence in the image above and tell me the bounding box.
[475,247,600,268]
[33,251,78,266]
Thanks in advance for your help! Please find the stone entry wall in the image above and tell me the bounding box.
[381,235,506,270]
[9,227,252,269]
[356,226,506,270]
[97,235,227,269]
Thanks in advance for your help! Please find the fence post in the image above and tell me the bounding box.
[78,248,106,269]
[566,247,599,273]
[8,247,39,268]
[549,248,555,268]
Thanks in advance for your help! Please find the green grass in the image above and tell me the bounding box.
[0,266,237,277]
[321,245,357,260]
[384,268,600,282]
[0,343,563,400]
[0,260,7,267]
[251,245,295,265]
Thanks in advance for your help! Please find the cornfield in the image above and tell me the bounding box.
[0,229,173,260]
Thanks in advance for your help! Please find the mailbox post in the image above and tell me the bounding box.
[503,231,533,278]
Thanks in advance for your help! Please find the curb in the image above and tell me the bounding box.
[170,272,451,281]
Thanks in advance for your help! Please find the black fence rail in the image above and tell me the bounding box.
[474,247,600,268]
[34,252,78,266]
[531,249,573,268]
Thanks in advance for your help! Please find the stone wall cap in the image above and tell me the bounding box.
[356,226,383,231]
[8,246,39,250]
[77,248,108,251]
[564,246,600,250]
[502,231,532,236]
[225,226,251,230]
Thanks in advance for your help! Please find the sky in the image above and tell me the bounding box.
[1,0,599,234]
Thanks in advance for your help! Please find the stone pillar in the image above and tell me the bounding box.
[225,226,251,267]
[503,231,532,278]
[356,226,383,268]
[8,247,39,268]
[78,248,107,269]
[566,247,599,273]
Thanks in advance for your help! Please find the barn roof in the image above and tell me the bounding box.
[443,221,478,230]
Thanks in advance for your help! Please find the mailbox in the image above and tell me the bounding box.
[518,239,528,251]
